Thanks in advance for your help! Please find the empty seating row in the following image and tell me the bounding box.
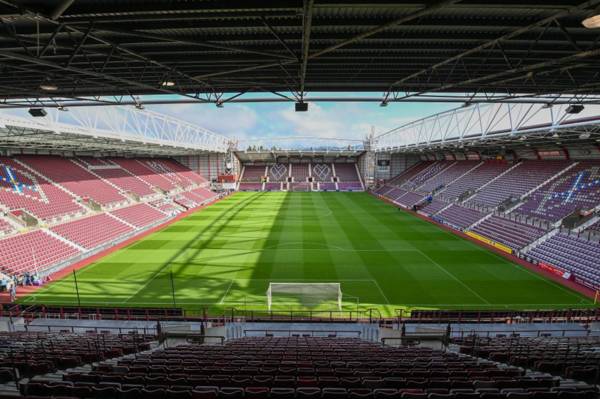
[515,161,600,223]
[0,331,154,381]
[0,156,85,221]
[291,164,310,181]
[22,155,127,206]
[388,161,435,186]
[439,162,511,202]
[241,166,266,182]
[111,203,168,228]
[435,205,486,230]
[112,158,176,192]
[454,336,600,384]
[334,164,361,184]
[471,216,546,250]
[527,233,600,287]
[469,161,570,210]
[0,230,80,276]
[419,162,480,193]
[50,214,134,250]
[28,337,596,399]
[402,162,454,190]
[78,158,156,198]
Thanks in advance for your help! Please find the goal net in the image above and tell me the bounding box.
[266,283,342,310]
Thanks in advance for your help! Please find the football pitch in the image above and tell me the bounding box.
[22,192,595,317]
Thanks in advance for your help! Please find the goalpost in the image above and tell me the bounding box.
[266,283,342,310]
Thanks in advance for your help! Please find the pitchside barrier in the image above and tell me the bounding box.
[4,303,600,325]
[464,231,513,254]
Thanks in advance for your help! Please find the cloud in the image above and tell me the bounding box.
[124,94,457,145]
[147,103,259,139]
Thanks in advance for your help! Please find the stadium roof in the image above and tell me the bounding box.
[376,102,600,152]
[0,106,231,155]
[0,1,600,108]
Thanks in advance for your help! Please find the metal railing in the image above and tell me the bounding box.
[243,329,361,337]
[21,323,157,335]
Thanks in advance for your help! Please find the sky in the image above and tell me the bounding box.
[1,92,455,149]
[144,93,454,145]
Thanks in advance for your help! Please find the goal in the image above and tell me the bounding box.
[266,282,342,310]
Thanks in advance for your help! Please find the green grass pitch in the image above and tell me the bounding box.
[21,192,595,317]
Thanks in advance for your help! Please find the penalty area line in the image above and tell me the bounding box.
[219,280,234,304]
[371,279,391,305]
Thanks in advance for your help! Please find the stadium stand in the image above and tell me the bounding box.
[290,163,311,191]
[291,163,310,182]
[403,161,455,190]
[454,335,600,384]
[237,165,265,191]
[515,161,600,223]
[471,216,547,251]
[78,157,156,198]
[418,161,481,193]
[335,163,360,182]
[435,205,487,230]
[110,203,168,228]
[188,187,217,203]
[312,163,333,182]
[0,155,216,280]
[149,199,182,215]
[265,182,282,191]
[396,191,426,208]
[0,157,86,222]
[0,331,154,382]
[527,233,600,288]
[150,158,208,187]
[50,214,134,250]
[20,156,128,208]
[420,199,450,216]
[389,161,436,186]
[385,187,409,202]
[0,230,80,276]
[23,336,597,399]
[236,162,365,192]
[240,166,266,182]
[335,163,363,191]
[111,158,175,192]
[239,182,264,191]
[438,161,512,202]
[468,161,572,210]
[269,163,289,182]
[173,193,199,209]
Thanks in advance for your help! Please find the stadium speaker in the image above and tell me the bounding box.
[295,102,308,112]
[565,104,584,114]
[28,108,47,117]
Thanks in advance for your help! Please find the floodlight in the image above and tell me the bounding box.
[28,108,47,117]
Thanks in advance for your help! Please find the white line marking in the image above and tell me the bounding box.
[219,280,234,304]
[123,266,174,304]
[412,246,491,305]
[371,279,391,305]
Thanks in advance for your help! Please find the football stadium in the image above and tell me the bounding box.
[0,0,600,397]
